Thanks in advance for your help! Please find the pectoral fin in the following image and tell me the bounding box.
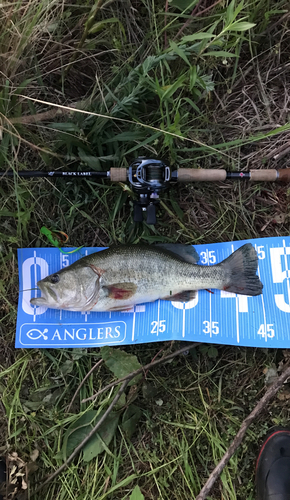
[104,282,137,300]
[162,290,197,302]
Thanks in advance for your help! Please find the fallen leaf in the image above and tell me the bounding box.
[21,477,28,490]
[127,384,139,405]
[264,366,278,386]
[278,387,290,401]
[30,449,39,462]
[273,213,286,224]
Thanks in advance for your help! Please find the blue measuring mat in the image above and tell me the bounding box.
[16,236,290,349]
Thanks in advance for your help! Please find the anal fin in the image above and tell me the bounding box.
[108,306,135,312]
[162,290,197,302]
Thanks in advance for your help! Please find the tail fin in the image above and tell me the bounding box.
[221,243,263,296]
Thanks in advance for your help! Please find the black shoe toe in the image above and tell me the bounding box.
[256,429,290,500]
[0,458,5,500]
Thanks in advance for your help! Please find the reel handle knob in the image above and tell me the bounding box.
[146,204,156,225]
[133,203,143,222]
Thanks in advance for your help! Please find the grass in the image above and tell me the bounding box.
[1,0,290,498]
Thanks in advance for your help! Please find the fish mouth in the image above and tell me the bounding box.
[30,282,58,306]
[30,296,47,306]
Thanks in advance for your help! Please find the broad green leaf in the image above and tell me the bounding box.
[83,411,120,462]
[170,194,185,220]
[88,18,126,38]
[197,73,214,92]
[198,344,210,355]
[60,359,74,376]
[204,51,238,58]
[226,0,245,24]
[226,0,235,24]
[114,391,127,410]
[182,97,200,114]
[101,347,142,385]
[14,78,34,95]
[48,122,81,132]
[0,210,17,217]
[168,0,198,12]
[196,19,219,55]
[79,210,98,224]
[182,33,215,42]
[22,400,43,411]
[71,348,88,360]
[62,410,120,462]
[106,130,146,143]
[142,382,159,400]
[101,474,138,497]
[208,346,219,359]
[229,22,256,31]
[121,404,142,439]
[189,65,197,89]
[78,148,101,169]
[63,410,98,459]
[110,190,128,223]
[125,131,162,156]
[169,40,190,66]
[161,77,186,101]
[265,9,289,22]
[232,2,245,22]
[129,485,145,500]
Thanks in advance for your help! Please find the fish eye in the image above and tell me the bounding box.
[50,274,60,284]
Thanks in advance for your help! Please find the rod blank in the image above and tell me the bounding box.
[0,170,108,179]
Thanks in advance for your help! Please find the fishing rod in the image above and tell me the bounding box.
[1,157,290,224]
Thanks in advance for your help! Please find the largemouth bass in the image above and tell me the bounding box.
[30,243,263,312]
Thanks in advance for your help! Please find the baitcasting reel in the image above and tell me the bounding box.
[128,157,172,224]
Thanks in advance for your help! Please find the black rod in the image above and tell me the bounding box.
[0,171,109,178]
[0,169,252,180]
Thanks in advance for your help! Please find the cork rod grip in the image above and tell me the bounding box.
[110,168,127,182]
[250,170,278,181]
[177,169,227,182]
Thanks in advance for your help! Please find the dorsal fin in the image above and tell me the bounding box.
[156,244,199,264]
